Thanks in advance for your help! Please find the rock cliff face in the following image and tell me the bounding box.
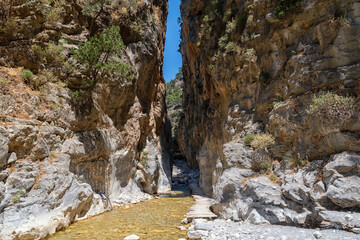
[0,0,169,239]
[180,0,360,231]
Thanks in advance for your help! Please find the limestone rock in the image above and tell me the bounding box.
[318,210,360,229]
[323,152,360,208]
[0,131,9,167]
[0,0,170,238]
[179,0,360,198]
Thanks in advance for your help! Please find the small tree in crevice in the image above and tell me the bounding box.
[72,25,130,89]
[80,0,111,35]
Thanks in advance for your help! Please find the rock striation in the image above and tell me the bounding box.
[0,0,170,239]
[179,0,360,232]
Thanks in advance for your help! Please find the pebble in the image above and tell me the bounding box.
[181,218,189,224]
[177,225,187,231]
[124,234,140,240]
[345,214,353,221]
[313,231,322,239]
[187,230,202,239]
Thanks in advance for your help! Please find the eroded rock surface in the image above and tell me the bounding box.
[0,0,169,239]
[179,0,360,232]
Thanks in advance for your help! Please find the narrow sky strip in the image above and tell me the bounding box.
[163,0,182,83]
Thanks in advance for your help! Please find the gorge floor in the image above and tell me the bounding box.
[45,158,197,240]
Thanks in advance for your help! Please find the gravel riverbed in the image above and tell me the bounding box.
[187,219,360,240]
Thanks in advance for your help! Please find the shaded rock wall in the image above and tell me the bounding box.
[179,0,360,231]
[0,0,169,239]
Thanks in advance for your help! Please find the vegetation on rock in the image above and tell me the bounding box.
[274,0,301,18]
[73,25,131,88]
[307,92,357,126]
[243,134,255,146]
[250,133,275,150]
[166,68,184,156]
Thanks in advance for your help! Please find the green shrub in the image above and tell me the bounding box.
[250,133,275,150]
[80,0,111,33]
[81,0,111,17]
[139,150,149,166]
[243,134,255,146]
[274,0,301,19]
[225,18,237,34]
[218,34,229,48]
[0,16,18,36]
[21,69,34,82]
[46,6,62,23]
[306,92,357,126]
[225,41,240,53]
[269,173,278,182]
[32,41,66,68]
[37,69,59,83]
[71,90,80,99]
[273,100,283,108]
[287,152,309,169]
[130,21,143,33]
[73,25,130,86]
[12,188,25,203]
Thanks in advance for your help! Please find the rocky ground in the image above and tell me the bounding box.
[187,219,359,240]
[171,157,200,192]
[175,156,360,240]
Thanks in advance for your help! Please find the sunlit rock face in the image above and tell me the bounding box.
[179,0,360,231]
[0,0,170,239]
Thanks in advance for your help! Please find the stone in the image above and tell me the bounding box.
[0,169,9,182]
[222,140,252,168]
[177,226,187,231]
[124,234,140,240]
[0,131,9,167]
[194,222,213,231]
[313,231,322,239]
[213,168,254,203]
[323,152,360,208]
[6,152,17,164]
[245,209,270,225]
[181,218,189,224]
[318,210,360,229]
[187,231,203,239]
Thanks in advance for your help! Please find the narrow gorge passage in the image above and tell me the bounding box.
[1,0,360,239]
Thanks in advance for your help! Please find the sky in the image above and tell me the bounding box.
[163,0,182,82]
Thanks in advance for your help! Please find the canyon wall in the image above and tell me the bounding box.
[180,0,360,231]
[0,0,170,239]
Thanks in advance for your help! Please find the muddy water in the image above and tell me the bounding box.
[47,191,193,240]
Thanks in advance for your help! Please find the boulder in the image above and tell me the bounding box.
[0,131,9,167]
[318,210,360,230]
[323,152,360,208]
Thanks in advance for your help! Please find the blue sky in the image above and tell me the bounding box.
[163,0,182,82]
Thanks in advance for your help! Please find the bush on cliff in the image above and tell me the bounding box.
[250,133,275,150]
[243,134,255,146]
[307,92,357,126]
[274,0,301,18]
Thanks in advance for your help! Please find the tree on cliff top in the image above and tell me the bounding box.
[73,25,130,88]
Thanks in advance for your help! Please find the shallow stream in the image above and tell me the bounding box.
[47,191,193,240]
